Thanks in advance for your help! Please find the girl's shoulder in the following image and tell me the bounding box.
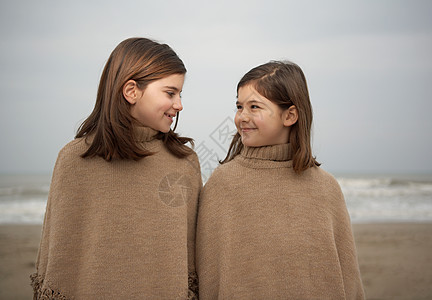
[50,137,89,179]
[202,159,241,189]
[314,167,341,186]
[304,166,344,198]
[208,159,237,178]
[181,150,202,180]
[53,137,88,166]
[184,149,200,167]
[57,137,88,159]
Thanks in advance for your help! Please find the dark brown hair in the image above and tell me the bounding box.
[221,61,320,173]
[76,37,193,160]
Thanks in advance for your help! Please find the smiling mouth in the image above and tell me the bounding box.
[240,127,257,132]
[164,113,175,121]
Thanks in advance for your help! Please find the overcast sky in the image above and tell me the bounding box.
[1,0,431,175]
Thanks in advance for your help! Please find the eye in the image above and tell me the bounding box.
[236,104,243,110]
[251,104,260,109]
[166,91,175,97]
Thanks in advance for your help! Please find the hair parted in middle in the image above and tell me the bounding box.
[221,60,320,173]
[76,37,193,161]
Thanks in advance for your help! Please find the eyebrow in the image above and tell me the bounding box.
[236,99,262,105]
[164,86,182,92]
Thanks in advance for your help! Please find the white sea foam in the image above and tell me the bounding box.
[0,174,431,224]
[0,175,50,224]
[0,199,46,224]
[337,175,432,223]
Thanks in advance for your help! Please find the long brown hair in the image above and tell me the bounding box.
[76,37,193,161]
[221,61,320,173]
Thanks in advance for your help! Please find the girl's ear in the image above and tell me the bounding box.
[283,105,298,127]
[123,80,139,104]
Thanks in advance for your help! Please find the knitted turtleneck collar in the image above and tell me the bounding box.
[134,126,159,142]
[241,143,293,161]
[235,143,293,169]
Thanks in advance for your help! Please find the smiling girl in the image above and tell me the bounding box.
[196,61,364,299]
[31,38,201,299]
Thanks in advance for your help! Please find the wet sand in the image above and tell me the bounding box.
[353,223,432,300]
[1,223,431,299]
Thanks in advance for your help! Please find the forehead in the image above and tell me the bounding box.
[151,73,185,88]
[237,84,268,103]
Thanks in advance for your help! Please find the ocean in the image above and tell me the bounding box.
[1,173,431,224]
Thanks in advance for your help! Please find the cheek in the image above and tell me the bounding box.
[251,112,264,127]
[161,100,172,111]
[153,96,172,112]
[234,114,241,130]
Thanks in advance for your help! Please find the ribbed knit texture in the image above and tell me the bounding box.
[31,127,202,299]
[196,143,364,299]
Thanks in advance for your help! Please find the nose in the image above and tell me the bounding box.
[238,110,250,122]
[173,96,183,112]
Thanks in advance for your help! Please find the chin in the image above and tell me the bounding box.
[241,138,259,147]
[159,127,171,133]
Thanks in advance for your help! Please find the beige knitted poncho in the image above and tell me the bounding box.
[196,143,364,299]
[31,127,202,299]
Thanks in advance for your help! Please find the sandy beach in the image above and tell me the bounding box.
[1,223,431,300]
[353,223,432,300]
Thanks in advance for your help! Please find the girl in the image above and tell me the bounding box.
[31,38,201,299]
[196,61,364,299]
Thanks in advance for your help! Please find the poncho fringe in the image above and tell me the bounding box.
[188,272,199,299]
[32,272,198,300]
[30,273,69,300]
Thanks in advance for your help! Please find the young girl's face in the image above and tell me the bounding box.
[235,84,290,147]
[130,74,184,133]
